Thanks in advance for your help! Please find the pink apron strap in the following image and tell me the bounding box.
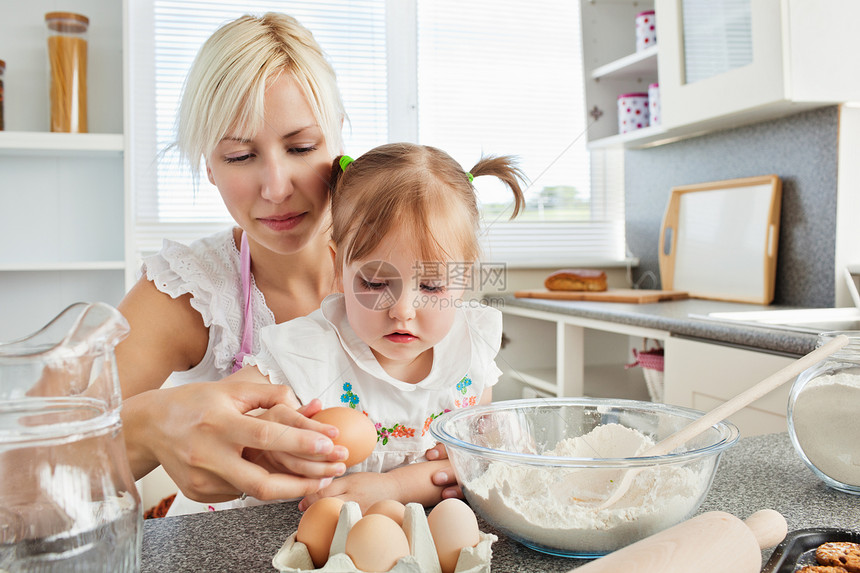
[232,231,254,373]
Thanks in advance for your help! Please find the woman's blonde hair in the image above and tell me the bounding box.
[176,13,345,177]
[329,143,526,272]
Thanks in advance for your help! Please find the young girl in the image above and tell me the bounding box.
[228,142,524,513]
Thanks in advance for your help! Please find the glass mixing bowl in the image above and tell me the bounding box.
[430,397,738,558]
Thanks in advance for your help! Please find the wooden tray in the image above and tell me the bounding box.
[514,288,689,304]
[659,175,782,304]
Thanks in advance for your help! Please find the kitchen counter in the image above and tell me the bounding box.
[497,294,820,356]
[141,433,860,572]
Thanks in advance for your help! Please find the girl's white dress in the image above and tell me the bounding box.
[248,293,503,474]
[149,237,503,515]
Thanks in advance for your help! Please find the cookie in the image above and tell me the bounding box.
[797,566,848,573]
[816,541,860,572]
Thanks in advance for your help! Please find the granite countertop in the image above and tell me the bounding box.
[141,433,860,572]
[497,294,820,356]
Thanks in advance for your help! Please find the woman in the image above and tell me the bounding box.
[119,13,456,507]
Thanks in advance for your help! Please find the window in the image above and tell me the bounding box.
[129,0,625,268]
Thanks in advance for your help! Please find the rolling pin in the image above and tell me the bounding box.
[571,509,787,573]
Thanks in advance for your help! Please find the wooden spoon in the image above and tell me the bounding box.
[596,333,849,510]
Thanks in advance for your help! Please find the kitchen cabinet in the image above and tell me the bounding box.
[499,304,795,437]
[0,0,130,340]
[497,305,666,402]
[581,0,860,149]
[664,337,794,436]
[580,0,662,147]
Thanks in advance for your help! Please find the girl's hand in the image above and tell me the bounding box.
[424,442,448,461]
[298,472,403,514]
[425,443,464,500]
[124,382,347,503]
[430,467,463,500]
[299,460,452,512]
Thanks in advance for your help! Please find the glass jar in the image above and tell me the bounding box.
[788,331,860,494]
[45,11,89,133]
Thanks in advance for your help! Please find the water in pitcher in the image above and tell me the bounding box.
[0,304,143,572]
[0,502,139,572]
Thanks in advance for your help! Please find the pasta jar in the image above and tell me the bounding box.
[0,59,5,131]
[45,12,89,133]
[617,93,649,134]
[788,331,860,494]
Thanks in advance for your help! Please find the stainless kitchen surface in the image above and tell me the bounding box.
[691,269,860,334]
[692,307,860,334]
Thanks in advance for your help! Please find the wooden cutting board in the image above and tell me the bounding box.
[514,288,689,303]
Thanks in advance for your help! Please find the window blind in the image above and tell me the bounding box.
[414,0,624,265]
[129,0,626,271]
[131,0,388,260]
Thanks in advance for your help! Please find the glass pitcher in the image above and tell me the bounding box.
[0,302,142,571]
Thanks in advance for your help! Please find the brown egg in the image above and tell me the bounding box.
[295,497,344,568]
[312,407,377,467]
[345,514,410,572]
[365,499,406,526]
[428,498,480,573]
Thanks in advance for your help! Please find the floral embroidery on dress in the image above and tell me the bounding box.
[456,376,472,394]
[340,382,360,408]
[422,409,452,436]
[454,395,477,408]
[454,375,477,408]
[376,423,415,445]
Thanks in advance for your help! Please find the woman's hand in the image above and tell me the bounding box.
[123,382,347,503]
[243,401,349,477]
[425,443,463,500]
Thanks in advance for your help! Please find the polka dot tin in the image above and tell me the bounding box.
[636,10,657,52]
[648,83,660,126]
[617,93,649,134]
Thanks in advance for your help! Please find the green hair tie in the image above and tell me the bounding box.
[467,172,474,182]
[339,155,354,171]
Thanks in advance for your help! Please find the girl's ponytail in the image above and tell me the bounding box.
[469,155,527,218]
[329,154,349,195]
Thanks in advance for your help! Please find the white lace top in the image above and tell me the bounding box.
[141,227,276,385]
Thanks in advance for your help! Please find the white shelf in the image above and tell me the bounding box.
[586,123,671,150]
[0,131,124,156]
[591,46,658,81]
[0,261,127,272]
[507,367,557,395]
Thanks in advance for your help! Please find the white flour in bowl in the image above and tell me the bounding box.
[464,423,710,553]
[792,372,860,487]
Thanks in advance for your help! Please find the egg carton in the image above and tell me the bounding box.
[272,501,496,573]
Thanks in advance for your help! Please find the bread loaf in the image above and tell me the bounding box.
[544,269,608,292]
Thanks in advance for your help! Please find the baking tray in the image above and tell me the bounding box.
[762,528,860,572]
